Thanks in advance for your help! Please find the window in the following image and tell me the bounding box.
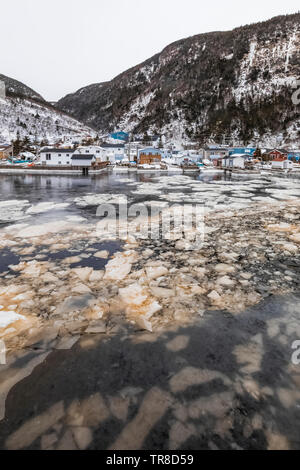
[46,154,51,160]
[58,161,61,165]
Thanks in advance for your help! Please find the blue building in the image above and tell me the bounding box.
[288,152,300,162]
[229,148,256,157]
[110,131,129,142]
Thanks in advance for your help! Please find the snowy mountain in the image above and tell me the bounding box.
[0,73,45,102]
[0,74,96,143]
[57,13,300,146]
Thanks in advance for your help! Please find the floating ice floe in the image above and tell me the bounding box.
[26,202,70,214]
[16,221,73,238]
[0,200,30,222]
[74,194,128,207]
[65,215,87,223]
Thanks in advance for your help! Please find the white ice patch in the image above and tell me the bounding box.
[74,194,128,207]
[0,200,30,222]
[16,221,72,238]
[26,202,70,214]
[65,215,87,223]
[0,311,26,329]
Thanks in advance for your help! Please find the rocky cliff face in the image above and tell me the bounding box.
[57,13,300,146]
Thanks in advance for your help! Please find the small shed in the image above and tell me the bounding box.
[71,154,95,174]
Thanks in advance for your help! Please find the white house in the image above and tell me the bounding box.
[100,143,125,161]
[272,160,294,170]
[222,155,247,169]
[71,154,95,167]
[40,148,73,166]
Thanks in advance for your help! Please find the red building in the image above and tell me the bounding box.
[268,149,287,161]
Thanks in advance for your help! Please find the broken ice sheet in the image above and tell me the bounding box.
[26,202,70,214]
[0,200,31,222]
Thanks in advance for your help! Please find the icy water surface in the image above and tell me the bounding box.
[0,171,300,449]
[1,170,300,226]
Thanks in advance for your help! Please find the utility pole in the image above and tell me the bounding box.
[128,133,131,161]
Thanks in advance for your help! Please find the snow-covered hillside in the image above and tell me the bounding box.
[57,13,300,147]
[0,73,96,144]
[0,96,96,143]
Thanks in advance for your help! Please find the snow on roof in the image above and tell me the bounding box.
[41,148,73,153]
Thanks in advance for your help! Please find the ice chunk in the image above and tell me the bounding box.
[94,251,109,259]
[73,268,93,283]
[214,264,236,274]
[104,251,136,281]
[119,283,148,306]
[217,276,236,287]
[146,266,168,280]
[89,270,104,282]
[26,202,70,214]
[17,221,71,238]
[0,311,26,328]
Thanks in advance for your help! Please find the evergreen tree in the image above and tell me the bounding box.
[12,131,22,156]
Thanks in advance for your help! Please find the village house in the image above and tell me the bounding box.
[203,145,229,160]
[100,143,125,160]
[229,147,256,158]
[71,154,95,167]
[40,148,73,166]
[222,155,248,169]
[268,149,288,161]
[137,147,162,165]
[0,144,13,160]
[76,145,111,163]
[288,151,300,162]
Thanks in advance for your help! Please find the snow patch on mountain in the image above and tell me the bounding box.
[0,97,95,143]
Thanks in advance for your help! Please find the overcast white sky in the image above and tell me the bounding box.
[1,0,299,100]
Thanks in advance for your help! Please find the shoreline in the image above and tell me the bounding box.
[0,166,299,176]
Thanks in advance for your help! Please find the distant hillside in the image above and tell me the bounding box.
[0,74,95,143]
[57,13,300,146]
[0,73,45,102]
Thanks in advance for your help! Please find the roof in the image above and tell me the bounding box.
[223,154,249,159]
[101,143,125,149]
[71,154,94,160]
[41,148,73,153]
[139,147,163,153]
[0,145,12,151]
[269,148,288,154]
[204,146,229,151]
